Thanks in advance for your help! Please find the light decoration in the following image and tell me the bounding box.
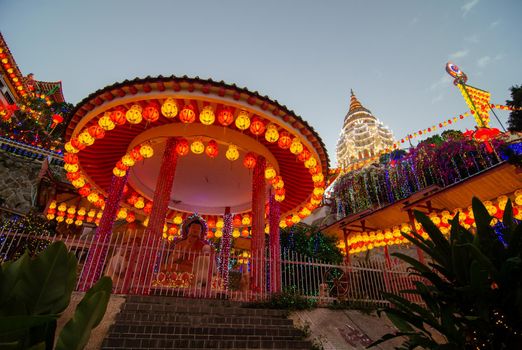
[199,105,215,125]
[98,113,115,131]
[278,132,292,149]
[214,230,223,238]
[161,98,178,118]
[297,148,311,162]
[78,131,95,146]
[218,107,234,126]
[110,107,127,125]
[121,154,135,167]
[218,211,233,290]
[71,138,86,151]
[176,138,189,156]
[241,214,251,226]
[87,192,100,203]
[243,152,257,169]
[265,124,279,143]
[304,157,317,169]
[71,178,86,188]
[235,110,250,130]
[113,168,126,177]
[249,117,265,136]
[225,144,239,161]
[126,104,143,124]
[64,163,79,173]
[205,139,219,158]
[265,166,276,181]
[232,228,241,238]
[216,218,224,229]
[63,153,78,165]
[134,197,145,209]
[117,208,127,220]
[139,144,154,158]
[290,138,304,155]
[173,215,183,225]
[88,125,105,140]
[64,142,79,154]
[179,104,196,124]
[130,147,144,161]
[143,102,160,122]
[190,139,205,154]
[241,228,250,238]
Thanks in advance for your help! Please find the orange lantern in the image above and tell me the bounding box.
[297,148,311,162]
[243,152,257,169]
[116,160,128,171]
[111,106,127,125]
[161,98,178,118]
[233,214,242,227]
[207,217,216,229]
[265,124,279,143]
[275,188,285,197]
[144,202,153,214]
[205,140,219,158]
[278,131,292,149]
[168,226,178,235]
[64,153,78,164]
[66,171,81,181]
[70,138,86,151]
[217,107,234,126]
[199,105,215,125]
[309,165,321,175]
[179,104,196,124]
[249,117,265,136]
[176,138,189,156]
[126,212,136,223]
[79,184,91,197]
[143,102,160,122]
[88,125,105,139]
[130,147,144,161]
[127,194,139,205]
[241,228,249,238]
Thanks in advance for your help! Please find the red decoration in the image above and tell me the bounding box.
[111,107,127,125]
[278,132,292,149]
[78,185,91,197]
[308,165,321,175]
[116,160,128,171]
[64,153,79,164]
[176,138,189,156]
[127,194,139,205]
[88,125,105,139]
[275,188,285,196]
[205,140,219,158]
[130,147,144,161]
[95,198,105,208]
[473,127,500,153]
[217,107,234,126]
[297,148,311,162]
[207,217,216,229]
[249,117,265,136]
[70,137,86,151]
[143,102,160,122]
[51,114,63,128]
[233,214,242,227]
[66,171,81,181]
[179,104,196,124]
[243,152,257,169]
[126,212,136,223]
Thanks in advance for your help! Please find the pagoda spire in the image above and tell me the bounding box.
[348,89,364,114]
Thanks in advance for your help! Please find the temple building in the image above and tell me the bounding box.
[336,90,394,169]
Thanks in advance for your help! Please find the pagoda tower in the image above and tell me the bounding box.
[336,90,394,169]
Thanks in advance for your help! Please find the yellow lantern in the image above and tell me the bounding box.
[77,207,86,216]
[117,208,127,220]
[291,214,300,224]
[134,198,145,209]
[58,202,67,212]
[265,166,276,180]
[214,230,223,238]
[98,113,115,131]
[78,131,95,146]
[113,167,126,177]
[64,163,79,173]
[72,178,86,188]
[172,215,182,225]
[273,178,284,190]
[139,144,154,158]
[226,144,239,161]
[264,225,270,234]
[121,154,136,167]
[64,142,79,153]
[275,194,285,202]
[241,215,251,226]
[126,105,143,124]
[235,110,250,131]
[56,216,64,223]
[161,98,178,118]
[216,218,224,229]
[75,220,83,226]
[312,173,324,183]
[142,216,149,227]
[304,157,317,169]
[199,106,215,125]
[65,218,74,225]
[87,192,99,203]
[46,213,55,220]
[265,124,279,143]
[67,206,76,215]
[191,140,205,154]
[313,187,325,196]
[279,220,287,228]
[290,138,303,155]
[49,201,57,209]
[232,228,241,238]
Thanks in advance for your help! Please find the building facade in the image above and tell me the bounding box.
[336,91,394,169]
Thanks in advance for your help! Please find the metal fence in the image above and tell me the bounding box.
[0,225,423,306]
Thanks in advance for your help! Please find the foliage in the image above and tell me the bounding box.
[0,241,112,349]
[440,129,464,141]
[0,212,56,262]
[506,84,522,132]
[370,198,522,349]
[244,288,317,310]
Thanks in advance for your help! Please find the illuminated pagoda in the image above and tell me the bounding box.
[336,90,394,169]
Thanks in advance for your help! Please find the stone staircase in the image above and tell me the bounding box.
[101,295,314,349]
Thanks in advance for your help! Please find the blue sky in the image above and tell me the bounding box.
[1,0,520,165]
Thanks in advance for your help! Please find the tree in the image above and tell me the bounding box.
[506,85,522,132]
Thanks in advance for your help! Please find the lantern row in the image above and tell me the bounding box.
[341,190,522,255]
[0,46,27,97]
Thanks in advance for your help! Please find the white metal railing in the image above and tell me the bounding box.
[0,225,423,306]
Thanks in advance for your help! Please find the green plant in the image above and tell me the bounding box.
[0,241,112,349]
[244,289,317,311]
[369,197,522,349]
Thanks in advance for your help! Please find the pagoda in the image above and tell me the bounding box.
[336,90,394,169]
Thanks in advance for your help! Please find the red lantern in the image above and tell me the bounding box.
[66,171,81,181]
[217,107,234,126]
[207,217,216,229]
[78,184,91,197]
[130,147,144,161]
[70,137,86,151]
[179,104,196,124]
[144,201,153,214]
[63,153,78,164]
[233,214,242,227]
[278,131,292,149]
[88,125,105,139]
[116,160,128,171]
[95,198,105,208]
[243,152,257,169]
[269,175,282,185]
[275,188,285,196]
[51,114,63,128]
[249,117,265,136]
[285,216,294,227]
[297,148,311,162]
[309,165,321,175]
[111,107,127,125]
[127,194,139,205]
[168,226,178,235]
[126,212,136,223]
[176,138,189,156]
[143,102,160,122]
[205,140,219,158]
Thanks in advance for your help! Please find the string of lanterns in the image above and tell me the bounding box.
[46,201,103,226]
[341,191,522,255]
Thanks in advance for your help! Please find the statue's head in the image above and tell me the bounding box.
[180,214,207,242]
